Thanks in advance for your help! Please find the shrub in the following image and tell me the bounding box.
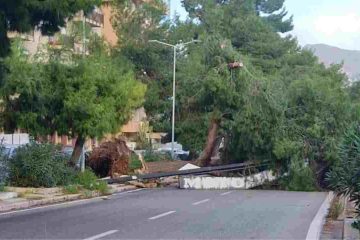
[0,183,5,192]
[143,150,171,162]
[63,184,80,194]
[129,153,142,170]
[281,160,317,191]
[0,144,10,186]
[8,143,76,187]
[328,197,344,220]
[327,125,360,229]
[75,169,109,195]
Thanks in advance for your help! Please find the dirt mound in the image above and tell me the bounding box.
[88,138,130,178]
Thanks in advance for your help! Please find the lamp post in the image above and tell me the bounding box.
[149,39,200,158]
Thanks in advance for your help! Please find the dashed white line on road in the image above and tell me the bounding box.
[83,230,118,240]
[192,199,210,205]
[221,191,234,196]
[148,211,176,220]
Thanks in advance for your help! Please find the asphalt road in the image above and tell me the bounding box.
[0,188,328,239]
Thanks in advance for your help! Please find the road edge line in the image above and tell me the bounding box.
[306,191,334,240]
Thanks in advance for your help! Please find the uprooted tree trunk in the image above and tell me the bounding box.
[70,135,85,167]
[197,118,221,167]
[88,138,131,178]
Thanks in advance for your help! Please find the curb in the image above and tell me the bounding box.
[306,191,334,240]
[0,185,137,213]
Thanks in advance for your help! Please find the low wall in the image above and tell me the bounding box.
[0,134,29,145]
[179,170,277,190]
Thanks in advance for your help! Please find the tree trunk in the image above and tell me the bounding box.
[197,118,220,167]
[70,135,85,167]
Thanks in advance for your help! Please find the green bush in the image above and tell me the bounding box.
[281,160,317,191]
[143,150,171,162]
[129,153,142,170]
[327,125,360,229]
[0,183,5,192]
[8,143,76,187]
[0,144,10,186]
[63,184,80,194]
[75,169,109,195]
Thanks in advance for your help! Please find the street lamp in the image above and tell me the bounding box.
[149,39,200,158]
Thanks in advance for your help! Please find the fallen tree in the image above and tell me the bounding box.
[87,138,131,178]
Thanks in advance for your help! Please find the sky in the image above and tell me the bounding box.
[169,0,360,50]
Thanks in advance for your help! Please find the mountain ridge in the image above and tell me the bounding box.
[305,43,360,80]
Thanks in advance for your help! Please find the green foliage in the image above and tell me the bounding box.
[0,182,5,192]
[281,160,317,191]
[327,125,360,224]
[352,221,360,231]
[7,143,76,188]
[115,0,352,179]
[75,169,109,195]
[63,184,80,194]
[0,143,10,186]
[143,150,171,162]
[129,153,143,170]
[0,0,100,57]
[1,38,146,163]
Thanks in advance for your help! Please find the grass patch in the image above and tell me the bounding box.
[328,196,344,220]
[63,184,80,194]
[75,169,109,195]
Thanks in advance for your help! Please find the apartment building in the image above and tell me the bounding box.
[7,0,168,150]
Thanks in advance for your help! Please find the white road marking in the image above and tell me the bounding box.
[306,192,334,240]
[83,230,118,240]
[0,189,144,216]
[148,211,176,220]
[220,191,234,196]
[192,199,210,205]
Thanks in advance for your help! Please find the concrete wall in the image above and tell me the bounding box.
[0,134,29,145]
[179,170,277,190]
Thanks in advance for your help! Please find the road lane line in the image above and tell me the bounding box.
[220,191,234,196]
[192,199,210,205]
[84,230,118,240]
[148,211,176,220]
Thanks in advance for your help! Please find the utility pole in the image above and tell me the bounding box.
[82,10,86,57]
[81,11,86,172]
[168,0,171,20]
[149,39,200,158]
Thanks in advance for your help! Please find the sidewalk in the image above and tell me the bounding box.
[0,184,137,213]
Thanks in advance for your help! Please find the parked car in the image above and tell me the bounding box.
[60,146,91,167]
